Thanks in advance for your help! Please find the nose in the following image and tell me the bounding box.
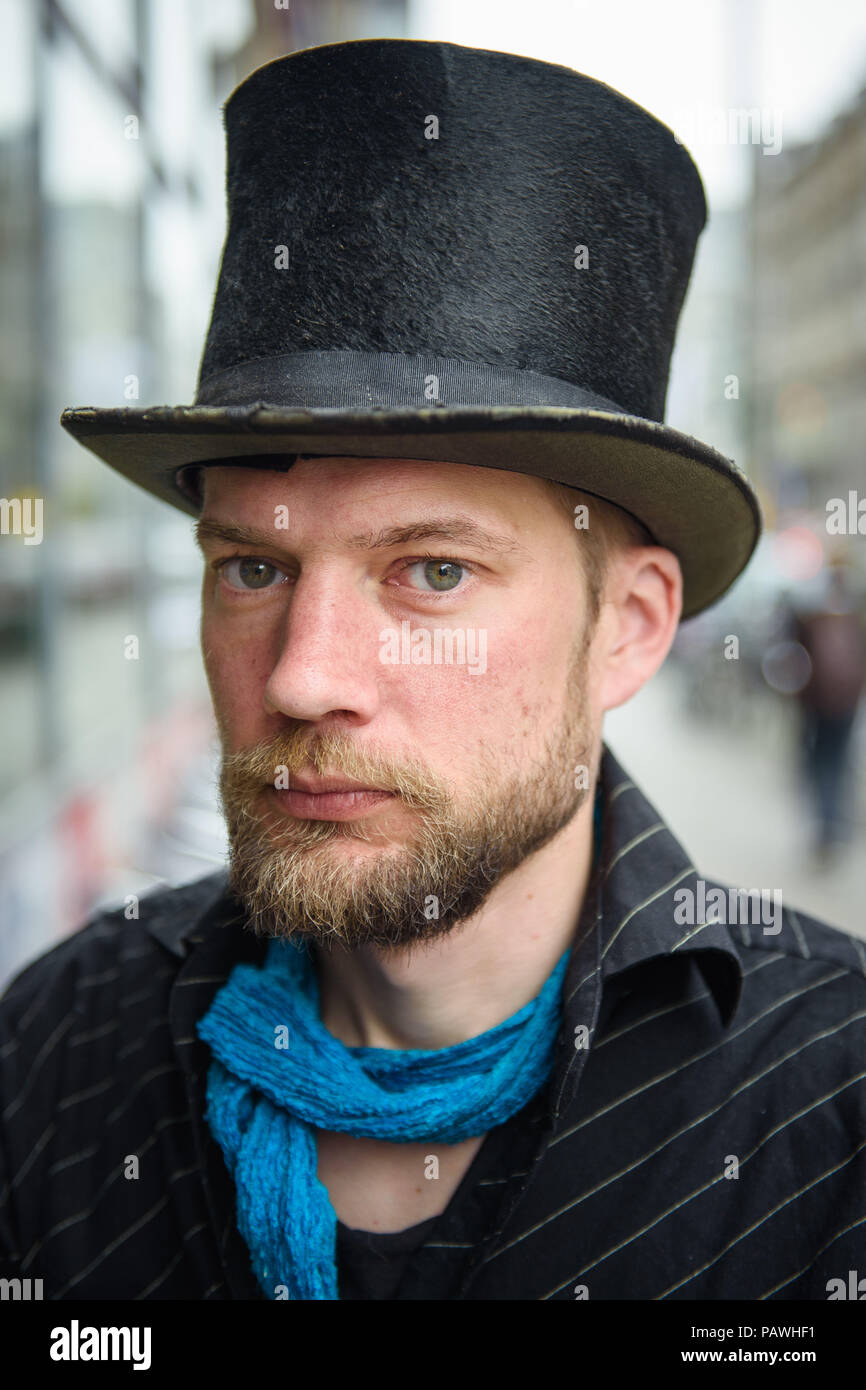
[263,568,382,723]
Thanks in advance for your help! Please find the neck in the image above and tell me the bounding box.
[313,792,596,1051]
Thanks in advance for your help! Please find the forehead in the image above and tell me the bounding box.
[198,456,560,523]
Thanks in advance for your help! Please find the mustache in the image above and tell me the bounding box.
[219,727,451,813]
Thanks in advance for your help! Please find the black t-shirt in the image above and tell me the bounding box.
[336,1212,439,1300]
[334,1089,547,1300]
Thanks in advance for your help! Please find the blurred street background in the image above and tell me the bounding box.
[1,0,865,989]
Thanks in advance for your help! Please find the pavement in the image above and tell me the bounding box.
[605,666,866,942]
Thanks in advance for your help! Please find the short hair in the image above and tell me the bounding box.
[542,479,656,627]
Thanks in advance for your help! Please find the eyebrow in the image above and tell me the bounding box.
[194,516,528,557]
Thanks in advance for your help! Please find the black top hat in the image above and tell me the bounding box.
[61,37,761,617]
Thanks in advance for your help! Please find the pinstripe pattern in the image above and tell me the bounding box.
[534,1066,866,1299]
[0,746,864,1300]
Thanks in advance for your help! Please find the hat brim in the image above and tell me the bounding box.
[60,403,761,620]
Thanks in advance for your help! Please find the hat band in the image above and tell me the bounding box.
[194,349,634,416]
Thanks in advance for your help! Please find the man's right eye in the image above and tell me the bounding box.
[218,556,288,591]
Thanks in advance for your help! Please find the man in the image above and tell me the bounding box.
[788,556,866,862]
[1,38,864,1302]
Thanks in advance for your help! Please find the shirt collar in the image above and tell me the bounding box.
[145,869,233,959]
[548,743,744,1120]
[591,743,743,1022]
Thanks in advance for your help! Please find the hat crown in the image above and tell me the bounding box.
[196,38,707,420]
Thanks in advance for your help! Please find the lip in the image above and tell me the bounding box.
[268,771,395,821]
[289,775,387,795]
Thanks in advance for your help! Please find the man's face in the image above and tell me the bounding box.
[197,456,602,950]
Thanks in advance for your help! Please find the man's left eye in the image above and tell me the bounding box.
[402,559,467,593]
[220,557,287,590]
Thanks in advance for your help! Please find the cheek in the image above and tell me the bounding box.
[201,603,278,743]
[396,624,563,757]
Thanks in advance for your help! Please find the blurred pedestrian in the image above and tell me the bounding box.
[790,558,866,860]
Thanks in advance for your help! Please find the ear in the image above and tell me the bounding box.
[595,547,683,713]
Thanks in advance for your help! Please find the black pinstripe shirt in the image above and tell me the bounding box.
[1,745,865,1300]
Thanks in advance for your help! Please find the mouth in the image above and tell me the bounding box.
[269,773,396,822]
[290,775,388,795]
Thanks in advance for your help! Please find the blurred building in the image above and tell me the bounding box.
[237,0,407,69]
[750,81,866,516]
[0,0,406,989]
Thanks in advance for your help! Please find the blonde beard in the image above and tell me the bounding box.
[218,645,595,952]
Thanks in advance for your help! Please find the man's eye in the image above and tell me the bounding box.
[402,559,466,593]
[219,557,287,591]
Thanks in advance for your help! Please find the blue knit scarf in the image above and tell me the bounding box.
[196,936,571,1299]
